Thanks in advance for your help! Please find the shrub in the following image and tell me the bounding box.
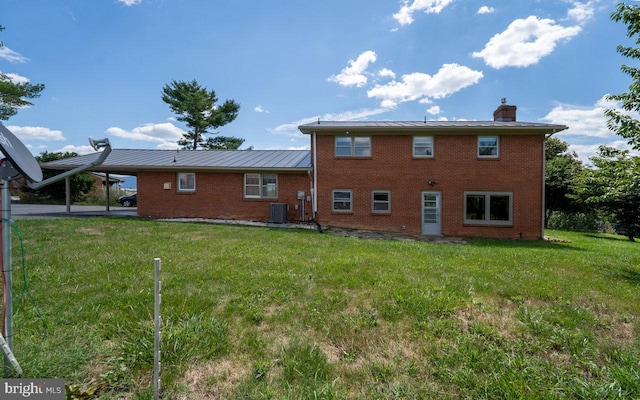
[547,212,607,232]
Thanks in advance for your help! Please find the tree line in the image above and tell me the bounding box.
[545,137,639,241]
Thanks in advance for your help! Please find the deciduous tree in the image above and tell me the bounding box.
[606,2,640,149]
[161,79,241,150]
[544,137,583,226]
[573,146,640,241]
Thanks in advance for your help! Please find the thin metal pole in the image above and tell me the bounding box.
[65,176,71,215]
[1,178,13,377]
[105,173,110,212]
[154,258,161,399]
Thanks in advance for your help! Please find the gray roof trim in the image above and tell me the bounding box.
[40,149,312,175]
[298,120,568,135]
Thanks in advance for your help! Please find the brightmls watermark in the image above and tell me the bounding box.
[1,379,65,399]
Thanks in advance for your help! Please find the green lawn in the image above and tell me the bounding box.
[6,218,640,399]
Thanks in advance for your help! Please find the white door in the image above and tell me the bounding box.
[422,191,441,235]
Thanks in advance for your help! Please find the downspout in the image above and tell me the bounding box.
[312,132,321,233]
[541,137,546,239]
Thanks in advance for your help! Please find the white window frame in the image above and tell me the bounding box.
[177,172,196,192]
[464,191,513,225]
[332,189,353,212]
[478,136,499,158]
[244,173,278,199]
[413,136,434,158]
[261,174,278,198]
[335,136,371,157]
[371,190,391,213]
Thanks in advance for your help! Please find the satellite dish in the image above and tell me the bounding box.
[0,123,43,183]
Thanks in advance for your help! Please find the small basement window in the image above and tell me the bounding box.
[332,189,353,212]
[371,190,391,213]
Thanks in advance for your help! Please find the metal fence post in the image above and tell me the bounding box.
[154,258,161,399]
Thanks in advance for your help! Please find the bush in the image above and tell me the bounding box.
[82,188,123,206]
[547,212,610,232]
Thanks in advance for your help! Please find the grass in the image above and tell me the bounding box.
[4,218,640,399]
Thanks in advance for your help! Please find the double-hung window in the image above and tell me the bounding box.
[177,172,196,192]
[478,136,499,158]
[335,136,371,157]
[245,174,278,199]
[464,192,512,225]
[332,190,353,212]
[371,190,390,213]
[413,136,434,158]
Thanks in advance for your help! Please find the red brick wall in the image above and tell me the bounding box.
[137,171,312,222]
[313,134,545,239]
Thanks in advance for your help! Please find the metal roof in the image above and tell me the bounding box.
[40,149,312,175]
[298,120,568,135]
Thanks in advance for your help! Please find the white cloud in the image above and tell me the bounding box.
[254,105,269,113]
[106,122,184,148]
[366,63,483,107]
[477,6,495,15]
[394,0,455,26]
[117,0,142,6]
[286,145,311,151]
[542,96,620,139]
[0,72,30,84]
[541,95,639,162]
[0,47,28,63]
[378,68,396,79]
[54,144,96,156]
[7,125,66,141]
[328,51,377,87]
[427,105,441,115]
[567,1,595,24]
[270,107,392,138]
[472,16,581,69]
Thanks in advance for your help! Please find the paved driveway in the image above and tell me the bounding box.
[9,203,138,218]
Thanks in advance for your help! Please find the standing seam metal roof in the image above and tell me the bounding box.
[40,149,312,174]
[298,120,568,133]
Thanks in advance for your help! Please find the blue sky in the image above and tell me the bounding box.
[1,0,637,165]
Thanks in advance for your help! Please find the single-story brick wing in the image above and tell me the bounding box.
[41,149,313,223]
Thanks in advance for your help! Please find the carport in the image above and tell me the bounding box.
[37,145,141,215]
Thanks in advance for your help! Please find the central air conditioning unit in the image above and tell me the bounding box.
[269,203,288,224]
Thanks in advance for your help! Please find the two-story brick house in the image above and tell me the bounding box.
[298,103,567,239]
[39,103,566,239]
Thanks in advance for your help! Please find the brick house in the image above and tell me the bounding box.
[298,103,567,239]
[40,103,567,239]
[40,149,313,223]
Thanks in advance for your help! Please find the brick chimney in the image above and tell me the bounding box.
[493,98,517,122]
